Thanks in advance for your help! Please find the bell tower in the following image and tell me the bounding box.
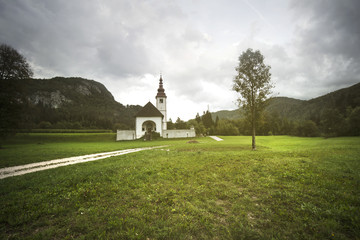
[155,75,167,130]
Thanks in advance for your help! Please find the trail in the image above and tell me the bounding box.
[0,146,167,180]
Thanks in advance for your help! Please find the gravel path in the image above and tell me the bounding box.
[0,146,167,180]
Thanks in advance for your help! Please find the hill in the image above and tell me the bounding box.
[0,77,142,130]
[211,109,242,120]
[212,82,360,121]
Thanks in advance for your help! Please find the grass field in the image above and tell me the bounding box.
[0,133,170,168]
[1,134,359,239]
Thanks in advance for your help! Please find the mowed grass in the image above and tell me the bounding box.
[0,135,360,239]
[0,133,174,168]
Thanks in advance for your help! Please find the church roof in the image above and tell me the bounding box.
[135,101,163,118]
[156,75,167,98]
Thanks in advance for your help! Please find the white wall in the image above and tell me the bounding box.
[163,129,196,138]
[135,116,163,139]
[116,130,136,141]
[117,128,195,140]
[156,97,167,130]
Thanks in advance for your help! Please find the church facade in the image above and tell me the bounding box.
[116,76,195,141]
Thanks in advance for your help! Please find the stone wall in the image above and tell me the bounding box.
[116,130,136,141]
[117,128,196,140]
[163,129,196,138]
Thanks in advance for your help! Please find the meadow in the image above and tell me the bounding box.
[0,134,359,239]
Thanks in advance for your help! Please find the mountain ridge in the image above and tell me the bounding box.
[2,76,359,132]
[1,77,142,130]
[212,82,360,121]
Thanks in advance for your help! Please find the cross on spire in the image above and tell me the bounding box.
[156,74,167,98]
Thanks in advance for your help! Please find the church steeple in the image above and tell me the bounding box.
[156,75,167,98]
[155,75,167,130]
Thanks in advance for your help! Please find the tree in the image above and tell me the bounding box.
[215,119,239,136]
[320,108,345,137]
[347,107,360,136]
[175,117,187,129]
[233,48,273,150]
[201,110,214,129]
[297,120,319,137]
[195,113,201,123]
[167,118,175,130]
[215,116,219,126]
[0,44,33,80]
[0,44,33,143]
[188,119,206,136]
[0,81,23,146]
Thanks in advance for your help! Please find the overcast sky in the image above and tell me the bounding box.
[1,0,359,120]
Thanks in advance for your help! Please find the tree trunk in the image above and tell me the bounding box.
[252,113,256,150]
[251,88,256,150]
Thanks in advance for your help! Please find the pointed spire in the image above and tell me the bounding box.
[156,74,167,98]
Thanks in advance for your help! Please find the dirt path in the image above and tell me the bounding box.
[0,146,167,180]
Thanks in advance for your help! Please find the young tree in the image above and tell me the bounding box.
[0,44,33,80]
[233,48,273,150]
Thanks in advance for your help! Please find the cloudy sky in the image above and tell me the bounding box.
[1,0,359,120]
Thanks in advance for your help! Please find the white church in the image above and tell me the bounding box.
[116,76,196,141]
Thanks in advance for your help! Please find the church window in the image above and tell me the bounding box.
[160,99,163,103]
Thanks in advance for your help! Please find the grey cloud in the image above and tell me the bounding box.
[292,0,360,58]
[0,0,182,78]
[3,0,359,120]
[291,0,360,90]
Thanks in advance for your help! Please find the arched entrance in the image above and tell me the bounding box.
[142,121,156,140]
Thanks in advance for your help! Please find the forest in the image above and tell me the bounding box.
[1,77,359,138]
[0,77,142,134]
[175,82,360,137]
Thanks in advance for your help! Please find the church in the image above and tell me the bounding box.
[116,76,196,141]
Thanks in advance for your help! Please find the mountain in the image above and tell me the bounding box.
[1,77,142,130]
[212,82,360,121]
[2,77,359,133]
[211,110,242,120]
[19,77,115,108]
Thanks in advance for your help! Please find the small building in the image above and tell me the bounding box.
[116,75,195,141]
[135,101,163,139]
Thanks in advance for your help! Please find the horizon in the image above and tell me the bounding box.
[1,0,359,120]
[26,76,359,121]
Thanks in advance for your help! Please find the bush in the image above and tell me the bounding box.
[38,121,52,129]
[297,120,319,137]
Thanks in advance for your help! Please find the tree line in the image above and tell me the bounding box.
[0,44,142,142]
[171,106,360,138]
[1,44,359,145]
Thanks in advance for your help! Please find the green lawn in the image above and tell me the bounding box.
[0,133,173,168]
[1,135,359,239]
